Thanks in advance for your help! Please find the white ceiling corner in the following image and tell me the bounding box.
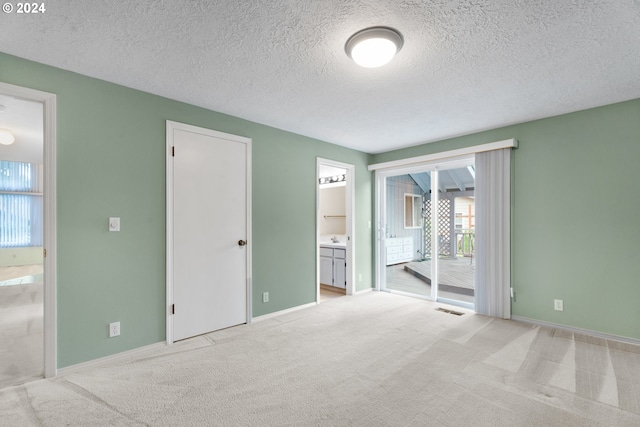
[0,95,43,163]
[0,0,638,154]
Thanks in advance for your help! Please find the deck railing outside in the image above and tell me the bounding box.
[455,229,474,257]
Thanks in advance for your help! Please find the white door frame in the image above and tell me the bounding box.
[0,82,57,378]
[165,121,252,344]
[316,158,355,299]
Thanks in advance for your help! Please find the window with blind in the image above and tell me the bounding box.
[0,161,43,248]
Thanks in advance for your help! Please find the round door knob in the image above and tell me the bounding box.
[238,240,247,246]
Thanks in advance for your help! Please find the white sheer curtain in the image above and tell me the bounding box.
[30,163,44,246]
[474,148,511,319]
[0,161,43,248]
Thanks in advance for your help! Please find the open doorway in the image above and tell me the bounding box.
[0,82,56,386]
[0,93,44,387]
[316,158,355,303]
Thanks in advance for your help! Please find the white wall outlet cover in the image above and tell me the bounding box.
[109,321,121,337]
[109,217,120,231]
[554,299,564,311]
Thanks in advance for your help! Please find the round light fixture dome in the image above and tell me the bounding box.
[0,129,15,145]
[345,27,403,68]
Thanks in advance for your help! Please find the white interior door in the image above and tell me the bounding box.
[171,123,249,341]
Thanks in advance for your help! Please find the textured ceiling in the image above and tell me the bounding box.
[1,0,639,154]
[0,95,43,164]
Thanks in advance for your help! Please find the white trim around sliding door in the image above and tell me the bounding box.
[372,138,517,311]
[373,155,474,293]
[369,138,517,171]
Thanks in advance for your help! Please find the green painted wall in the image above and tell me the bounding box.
[0,52,374,367]
[373,98,640,341]
[3,47,636,368]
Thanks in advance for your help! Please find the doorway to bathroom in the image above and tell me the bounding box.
[316,158,355,303]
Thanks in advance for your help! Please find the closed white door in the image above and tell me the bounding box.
[171,123,249,341]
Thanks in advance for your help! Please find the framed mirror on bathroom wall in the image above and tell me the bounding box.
[404,193,422,229]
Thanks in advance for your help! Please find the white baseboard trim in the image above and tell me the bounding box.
[355,287,374,294]
[57,342,167,376]
[252,302,317,322]
[511,316,640,346]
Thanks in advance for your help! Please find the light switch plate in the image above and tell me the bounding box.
[109,217,120,232]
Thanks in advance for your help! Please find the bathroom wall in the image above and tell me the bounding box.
[319,185,346,236]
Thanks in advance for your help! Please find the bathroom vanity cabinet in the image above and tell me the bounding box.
[319,246,346,289]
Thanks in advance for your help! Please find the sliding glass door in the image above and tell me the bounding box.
[383,172,431,298]
[431,166,475,307]
[378,157,475,308]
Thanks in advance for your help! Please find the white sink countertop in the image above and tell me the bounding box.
[319,235,347,248]
[320,242,346,249]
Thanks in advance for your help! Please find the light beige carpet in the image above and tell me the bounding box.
[1,291,639,426]
[0,264,44,389]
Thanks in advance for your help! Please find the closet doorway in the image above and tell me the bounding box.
[316,158,355,303]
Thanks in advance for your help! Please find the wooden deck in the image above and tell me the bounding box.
[385,257,474,303]
[405,257,474,291]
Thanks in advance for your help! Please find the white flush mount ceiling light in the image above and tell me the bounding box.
[345,27,404,68]
[0,129,15,145]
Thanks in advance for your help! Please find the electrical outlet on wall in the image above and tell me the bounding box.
[263,292,269,303]
[554,299,564,312]
[109,321,121,337]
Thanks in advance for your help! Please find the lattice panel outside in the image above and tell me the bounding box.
[438,199,452,256]
[423,199,431,256]
[423,198,453,257]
